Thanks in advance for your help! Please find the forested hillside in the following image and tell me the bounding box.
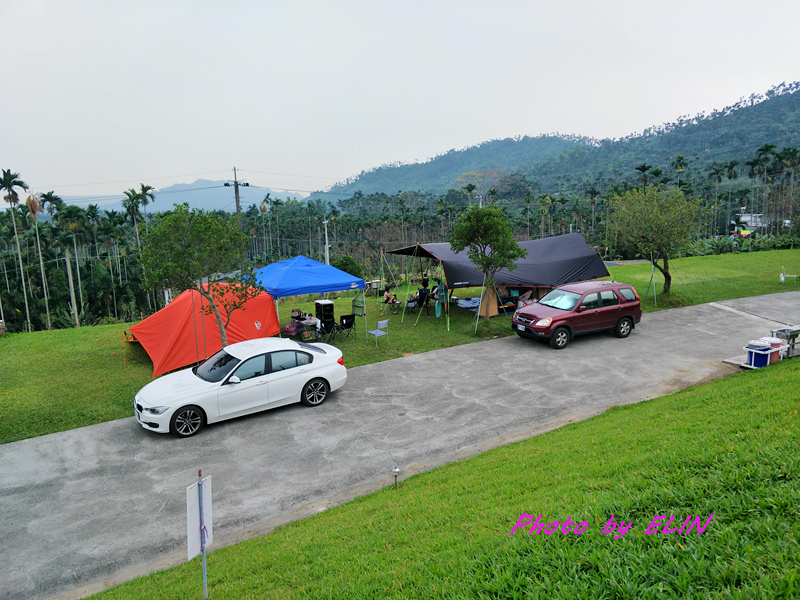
[314,82,800,201]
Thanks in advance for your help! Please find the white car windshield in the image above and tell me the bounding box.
[195,349,241,382]
[539,289,581,311]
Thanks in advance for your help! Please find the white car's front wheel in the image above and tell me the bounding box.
[170,406,204,437]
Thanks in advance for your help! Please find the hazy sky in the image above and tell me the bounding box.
[3,1,800,201]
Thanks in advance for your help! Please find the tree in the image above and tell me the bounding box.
[138,184,155,233]
[609,185,703,294]
[331,255,364,280]
[1,169,32,331]
[634,163,652,186]
[26,193,52,329]
[671,154,687,189]
[449,205,527,321]
[141,204,263,346]
[122,188,142,248]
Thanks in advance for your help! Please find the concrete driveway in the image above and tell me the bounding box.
[2,291,798,600]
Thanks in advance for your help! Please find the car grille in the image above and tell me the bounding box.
[517,315,534,325]
[135,402,143,413]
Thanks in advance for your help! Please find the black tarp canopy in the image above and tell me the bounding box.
[387,233,609,289]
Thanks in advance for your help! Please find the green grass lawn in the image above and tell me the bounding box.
[606,248,800,311]
[93,356,800,599]
[1,249,798,444]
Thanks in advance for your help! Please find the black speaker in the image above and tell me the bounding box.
[315,300,334,319]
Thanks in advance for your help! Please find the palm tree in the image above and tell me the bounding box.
[725,160,739,183]
[271,198,284,258]
[671,154,687,189]
[261,192,271,255]
[0,169,32,331]
[463,183,477,205]
[122,188,142,248]
[85,204,102,258]
[39,191,65,223]
[586,187,600,233]
[61,205,87,310]
[523,192,534,238]
[138,184,155,233]
[26,193,52,329]
[635,163,652,187]
[778,147,800,221]
[709,166,725,235]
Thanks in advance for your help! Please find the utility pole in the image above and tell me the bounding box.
[224,167,249,231]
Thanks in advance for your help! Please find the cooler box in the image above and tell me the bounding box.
[760,337,782,364]
[745,340,771,368]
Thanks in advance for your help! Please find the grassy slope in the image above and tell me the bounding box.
[606,248,800,311]
[0,325,153,443]
[95,358,800,599]
[1,249,797,444]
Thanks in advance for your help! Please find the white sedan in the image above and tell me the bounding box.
[134,338,347,437]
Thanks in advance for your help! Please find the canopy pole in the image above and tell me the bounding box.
[377,250,384,306]
[400,246,418,324]
[474,275,486,334]
[191,287,201,365]
[445,286,450,331]
[362,288,368,340]
[200,281,208,357]
[275,297,282,338]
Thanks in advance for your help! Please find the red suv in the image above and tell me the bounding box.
[512,281,642,349]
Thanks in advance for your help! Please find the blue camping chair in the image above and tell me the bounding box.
[367,319,390,346]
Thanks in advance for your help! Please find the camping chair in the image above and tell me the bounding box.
[334,314,356,341]
[417,288,432,315]
[781,266,797,285]
[367,319,390,346]
[380,295,400,315]
[405,294,417,314]
[318,318,337,343]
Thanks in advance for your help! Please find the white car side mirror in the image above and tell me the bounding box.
[228,375,241,384]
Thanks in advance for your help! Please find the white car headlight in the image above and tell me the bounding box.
[144,406,170,415]
[535,317,552,327]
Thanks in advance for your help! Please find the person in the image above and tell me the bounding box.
[383,285,398,304]
[413,275,430,301]
[430,278,442,302]
[383,285,399,314]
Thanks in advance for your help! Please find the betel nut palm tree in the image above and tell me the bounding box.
[1,169,32,331]
[138,184,155,233]
[26,192,52,329]
[122,188,142,248]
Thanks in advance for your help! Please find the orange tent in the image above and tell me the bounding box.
[129,285,280,378]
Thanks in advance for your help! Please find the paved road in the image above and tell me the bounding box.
[1,292,798,600]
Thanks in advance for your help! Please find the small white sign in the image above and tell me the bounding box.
[187,476,213,561]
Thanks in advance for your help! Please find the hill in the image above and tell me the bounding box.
[64,180,306,213]
[311,82,800,201]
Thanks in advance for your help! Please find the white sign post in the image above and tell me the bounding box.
[187,470,212,599]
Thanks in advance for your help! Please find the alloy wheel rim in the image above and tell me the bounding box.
[306,382,326,404]
[176,410,202,434]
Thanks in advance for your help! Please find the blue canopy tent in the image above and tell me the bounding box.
[254,255,367,336]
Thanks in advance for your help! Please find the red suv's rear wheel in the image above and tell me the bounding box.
[615,317,633,338]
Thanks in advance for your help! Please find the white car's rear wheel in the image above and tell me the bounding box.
[302,379,329,406]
